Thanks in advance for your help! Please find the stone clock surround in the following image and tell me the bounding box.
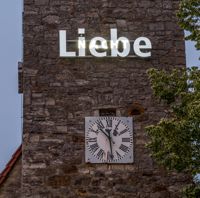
[22,0,190,197]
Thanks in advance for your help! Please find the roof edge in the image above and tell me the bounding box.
[0,144,22,186]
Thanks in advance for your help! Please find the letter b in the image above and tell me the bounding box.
[110,29,130,57]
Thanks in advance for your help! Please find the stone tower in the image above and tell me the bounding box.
[22,0,189,197]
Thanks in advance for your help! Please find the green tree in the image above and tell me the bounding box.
[146,1,200,197]
[177,0,200,51]
[146,67,200,197]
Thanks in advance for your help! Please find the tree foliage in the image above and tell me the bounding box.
[146,67,200,175]
[145,1,200,197]
[182,183,200,198]
[177,0,200,51]
[146,67,200,197]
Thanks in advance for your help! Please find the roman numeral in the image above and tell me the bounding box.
[97,149,104,159]
[106,118,112,128]
[113,120,121,136]
[107,152,114,161]
[119,144,129,153]
[116,151,122,158]
[122,138,130,143]
[119,128,128,135]
[89,128,99,135]
[90,143,99,153]
[96,120,104,130]
[115,120,121,129]
[87,137,97,143]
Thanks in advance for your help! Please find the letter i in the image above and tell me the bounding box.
[78,28,86,57]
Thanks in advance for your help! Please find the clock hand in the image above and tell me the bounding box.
[109,138,113,159]
[106,129,113,159]
[99,128,109,138]
[98,128,114,154]
[105,129,114,143]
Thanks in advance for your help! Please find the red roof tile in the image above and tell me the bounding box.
[0,145,22,186]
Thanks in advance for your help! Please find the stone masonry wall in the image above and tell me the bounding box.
[0,156,21,198]
[22,0,190,197]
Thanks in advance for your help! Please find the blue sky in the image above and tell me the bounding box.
[0,0,22,171]
[0,1,199,172]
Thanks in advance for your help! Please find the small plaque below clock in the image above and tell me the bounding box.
[85,117,134,164]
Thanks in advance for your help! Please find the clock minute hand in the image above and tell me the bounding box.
[106,129,113,159]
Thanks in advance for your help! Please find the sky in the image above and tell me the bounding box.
[0,0,22,171]
[0,1,199,172]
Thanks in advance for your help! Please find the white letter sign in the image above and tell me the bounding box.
[59,28,152,58]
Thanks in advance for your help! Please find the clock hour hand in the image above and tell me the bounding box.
[99,128,109,138]
[99,128,115,144]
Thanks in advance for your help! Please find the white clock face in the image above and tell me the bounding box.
[85,117,133,163]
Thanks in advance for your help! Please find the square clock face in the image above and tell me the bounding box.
[85,117,134,164]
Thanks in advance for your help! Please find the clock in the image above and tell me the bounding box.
[85,117,133,163]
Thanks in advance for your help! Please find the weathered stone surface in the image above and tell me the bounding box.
[43,15,60,25]
[35,0,49,6]
[20,0,191,197]
[116,19,127,28]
